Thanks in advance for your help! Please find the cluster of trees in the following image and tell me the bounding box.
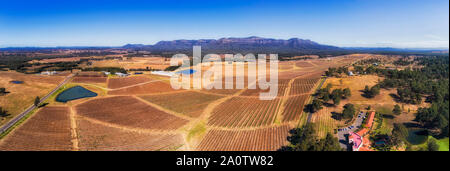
[393,104,402,115]
[393,58,413,66]
[355,58,381,65]
[342,104,356,120]
[0,106,9,118]
[325,67,349,77]
[353,65,378,75]
[164,65,181,71]
[316,84,351,106]
[82,67,127,74]
[278,123,342,151]
[390,123,409,147]
[305,99,323,113]
[306,84,352,115]
[30,61,80,74]
[362,85,380,98]
[376,56,448,138]
[0,87,6,95]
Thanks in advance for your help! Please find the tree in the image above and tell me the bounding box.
[363,85,380,98]
[34,96,40,107]
[0,107,9,117]
[364,85,370,93]
[343,88,351,99]
[325,83,332,92]
[427,139,440,151]
[311,99,323,113]
[370,85,380,96]
[393,104,402,115]
[320,133,342,151]
[342,103,356,119]
[331,89,342,105]
[391,123,408,146]
[322,92,330,102]
[279,124,342,151]
[332,95,341,105]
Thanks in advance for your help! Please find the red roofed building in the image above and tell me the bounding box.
[365,111,376,128]
[349,111,376,151]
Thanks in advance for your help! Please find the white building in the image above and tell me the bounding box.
[115,72,129,77]
[41,71,58,75]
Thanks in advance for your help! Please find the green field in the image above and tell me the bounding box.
[436,138,449,151]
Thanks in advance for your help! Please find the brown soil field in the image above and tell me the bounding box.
[208,97,281,128]
[108,81,179,95]
[289,77,320,95]
[75,96,188,130]
[77,71,105,77]
[281,95,309,122]
[278,63,294,70]
[278,70,309,79]
[77,117,185,151]
[0,106,72,151]
[72,77,107,84]
[138,91,222,118]
[240,79,290,97]
[196,125,291,151]
[107,76,153,89]
[295,61,315,68]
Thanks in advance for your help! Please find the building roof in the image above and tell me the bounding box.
[349,132,363,151]
[365,111,375,128]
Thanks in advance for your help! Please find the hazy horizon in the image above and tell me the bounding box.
[1,0,448,48]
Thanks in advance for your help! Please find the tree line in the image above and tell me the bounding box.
[278,123,342,151]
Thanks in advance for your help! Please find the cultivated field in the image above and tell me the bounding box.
[108,81,179,95]
[107,76,153,89]
[76,117,185,151]
[0,106,73,151]
[75,96,188,130]
[197,125,291,151]
[72,77,107,84]
[208,97,281,128]
[281,95,309,122]
[139,91,222,118]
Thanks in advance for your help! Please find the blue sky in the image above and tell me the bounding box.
[0,0,448,48]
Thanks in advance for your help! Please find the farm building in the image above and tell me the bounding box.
[41,71,58,75]
[115,72,129,77]
[348,71,354,76]
[348,111,376,151]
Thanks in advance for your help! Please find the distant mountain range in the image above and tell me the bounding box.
[122,36,343,56]
[1,37,448,57]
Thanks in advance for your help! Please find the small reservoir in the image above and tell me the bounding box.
[176,69,196,75]
[10,80,24,84]
[56,86,97,103]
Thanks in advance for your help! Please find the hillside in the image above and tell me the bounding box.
[123,36,344,56]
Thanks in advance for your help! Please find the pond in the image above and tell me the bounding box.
[10,80,24,84]
[406,128,428,145]
[177,69,196,75]
[55,86,97,103]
